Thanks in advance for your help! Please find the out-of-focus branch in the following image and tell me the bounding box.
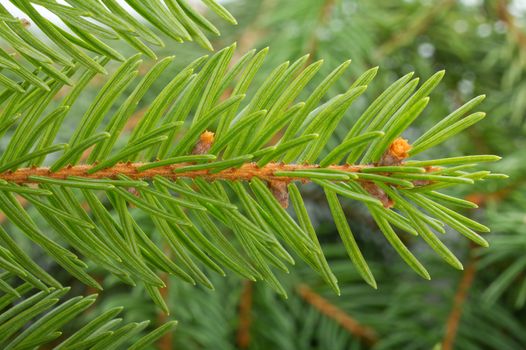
[442,244,477,350]
[376,0,456,57]
[497,0,526,50]
[158,273,172,350]
[306,0,335,64]
[237,281,254,349]
[296,284,378,346]
[466,183,518,207]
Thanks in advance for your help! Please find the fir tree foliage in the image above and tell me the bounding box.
[0,0,505,347]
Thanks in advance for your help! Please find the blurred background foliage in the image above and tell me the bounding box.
[4,0,526,349]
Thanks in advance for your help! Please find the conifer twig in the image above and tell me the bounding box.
[0,139,414,184]
[296,284,378,345]
[0,162,367,184]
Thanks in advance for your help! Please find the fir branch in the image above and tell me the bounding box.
[0,42,501,307]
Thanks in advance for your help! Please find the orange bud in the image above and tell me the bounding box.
[200,130,215,145]
[389,137,411,160]
[192,130,215,155]
[380,137,412,166]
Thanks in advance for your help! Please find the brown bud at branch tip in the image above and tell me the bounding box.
[269,181,289,208]
[361,181,393,208]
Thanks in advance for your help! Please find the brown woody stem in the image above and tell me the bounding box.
[0,162,366,185]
